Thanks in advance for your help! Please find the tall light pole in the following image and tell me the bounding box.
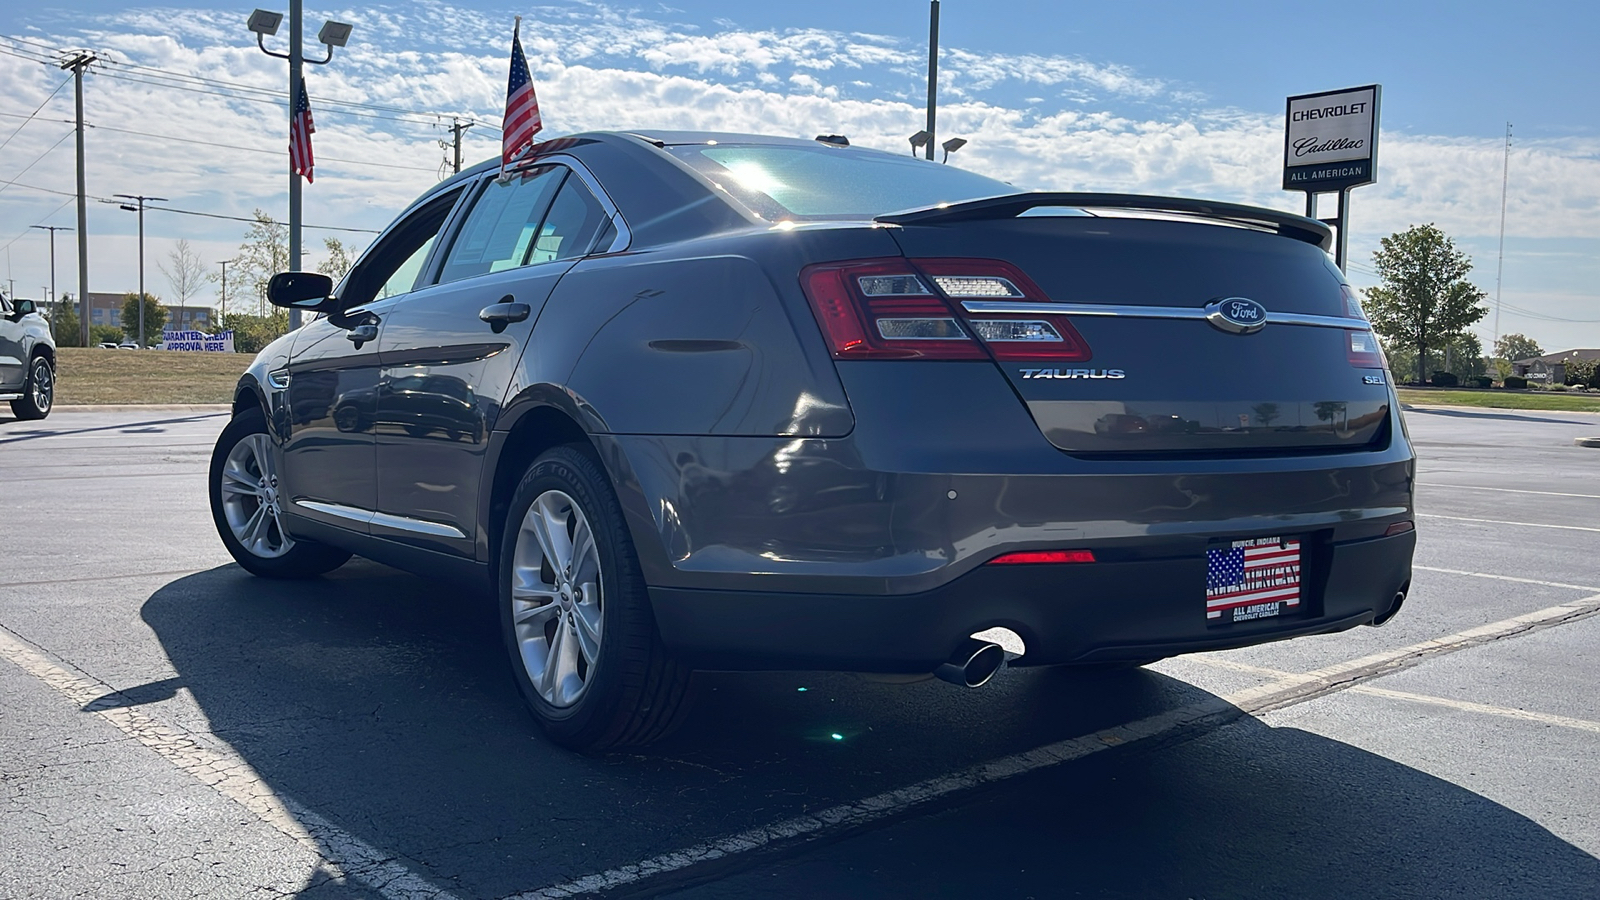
[29,225,72,340]
[249,7,352,332]
[113,194,166,347]
[924,0,940,161]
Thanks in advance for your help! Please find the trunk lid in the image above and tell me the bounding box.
[880,200,1388,455]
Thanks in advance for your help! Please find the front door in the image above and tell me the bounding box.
[373,164,616,557]
[279,189,462,533]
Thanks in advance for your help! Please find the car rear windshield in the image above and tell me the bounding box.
[666,143,1015,219]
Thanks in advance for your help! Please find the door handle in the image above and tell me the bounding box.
[346,323,379,346]
[479,298,531,334]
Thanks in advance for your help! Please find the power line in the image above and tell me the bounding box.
[0,129,73,201]
[0,73,70,153]
[84,122,441,172]
[0,176,380,233]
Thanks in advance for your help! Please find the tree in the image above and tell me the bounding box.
[1364,224,1489,384]
[222,310,290,354]
[233,210,290,316]
[91,324,125,346]
[318,236,355,283]
[52,293,82,347]
[121,293,168,347]
[158,238,207,331]
[1492,333,1543,364]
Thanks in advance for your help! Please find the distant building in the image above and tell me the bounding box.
[77,292,212,331]
[1513,348,1600,383]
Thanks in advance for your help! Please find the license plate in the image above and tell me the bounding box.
[1206,536,1301,624]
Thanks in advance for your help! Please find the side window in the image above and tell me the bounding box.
[338,188,462,309]
[437,167,565,285]
[533,176,610,264]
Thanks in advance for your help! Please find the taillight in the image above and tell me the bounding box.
[914,259,1091,361]
[800,257,1092,362]
[1348,329,1386,368]
[801,259,984,359]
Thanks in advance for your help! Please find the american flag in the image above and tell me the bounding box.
[1206,537,1301,620]
[290,80,315,183]
[501,17,543,172]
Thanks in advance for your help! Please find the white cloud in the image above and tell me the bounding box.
[2,1,1597,348]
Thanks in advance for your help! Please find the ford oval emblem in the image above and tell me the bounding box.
[1205,297,1268,334]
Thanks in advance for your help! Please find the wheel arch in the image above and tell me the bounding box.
[481,389,666,583]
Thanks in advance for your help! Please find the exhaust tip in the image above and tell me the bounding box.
[934,638,1006,688]
[1370,589,1407,627]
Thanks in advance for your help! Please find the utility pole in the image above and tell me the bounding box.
[1493,122,1512,348]
[218,258,234,328]
[924,0,940,161]
[114,194,166,346]
[29,225,72,340]
[449,118,474,174]
[60,51,97,349]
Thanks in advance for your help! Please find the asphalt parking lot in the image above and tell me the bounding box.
[2,403,1598,899]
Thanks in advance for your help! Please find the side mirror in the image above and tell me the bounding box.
[266,272,336,312]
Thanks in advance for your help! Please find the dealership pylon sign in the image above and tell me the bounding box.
[1283,85,1380,190]
[1283,84,1380,272]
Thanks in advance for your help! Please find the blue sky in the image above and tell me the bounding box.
[2,1,1597,348]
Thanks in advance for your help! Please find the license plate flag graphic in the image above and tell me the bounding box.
[1206,537,1300,622]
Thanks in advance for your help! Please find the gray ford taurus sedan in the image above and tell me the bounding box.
[209,131,1415,750]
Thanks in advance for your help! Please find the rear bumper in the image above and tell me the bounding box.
[651,529,1414,671]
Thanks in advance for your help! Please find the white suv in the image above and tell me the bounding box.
[0,295,56,420]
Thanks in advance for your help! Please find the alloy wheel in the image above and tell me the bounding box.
[31,360,52,413]
[510,490,603,708]
[218,433,295,559]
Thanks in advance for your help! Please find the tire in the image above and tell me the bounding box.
[208,406,351,578]
[9,354,54,420]
[499,445,691,751]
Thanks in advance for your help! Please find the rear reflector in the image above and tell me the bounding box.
[1384,521,1415,536]
[988,549,1096,565]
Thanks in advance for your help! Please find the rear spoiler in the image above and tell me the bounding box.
[876,192,1333,251]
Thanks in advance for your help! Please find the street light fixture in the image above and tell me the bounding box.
[908,130,931,157]
[940,137,967,163]
[29,225,72,341]
[249,5,354,331]
[112,194,166,347]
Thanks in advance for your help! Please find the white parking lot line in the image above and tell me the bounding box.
[1419,483,1600,501]
[1417,513,1600,534]
[0,624,460,900]
[1412,565,1600,593]
[515,592,1600,899]
[1186,657,1600,735]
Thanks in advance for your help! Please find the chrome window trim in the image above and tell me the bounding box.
[293,500,467,540]
[959,300,1368,330]
[523,153,632,255]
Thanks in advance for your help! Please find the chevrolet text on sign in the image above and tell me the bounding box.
[1282,84,1380,190]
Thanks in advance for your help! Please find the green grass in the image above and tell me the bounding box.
[54,346,249,405]
[1398,388,1600,413]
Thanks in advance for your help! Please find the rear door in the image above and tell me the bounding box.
[884,213,1388,455]
[372,162,621,556]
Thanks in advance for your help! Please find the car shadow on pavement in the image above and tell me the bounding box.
[0,411,226,444]
[134,563,1600,899]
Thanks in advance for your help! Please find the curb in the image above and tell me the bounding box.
[51,404,231,413]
